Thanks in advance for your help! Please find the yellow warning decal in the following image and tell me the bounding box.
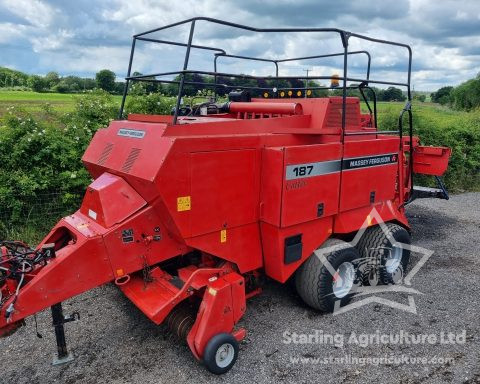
[220,229,227,243]
[177,196,191,212]
[208,287,217,296]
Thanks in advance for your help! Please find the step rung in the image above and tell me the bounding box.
[412,185,448,199]
[413,186,443,193]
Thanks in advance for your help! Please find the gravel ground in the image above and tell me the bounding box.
[1,193,479,384]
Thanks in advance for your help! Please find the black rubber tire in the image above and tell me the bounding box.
[203,333,239,375]
[356,223,411,285]
[295,239,360,312]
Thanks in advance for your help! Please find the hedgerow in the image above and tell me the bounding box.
[378,103,480,191]
[0,90,117,239]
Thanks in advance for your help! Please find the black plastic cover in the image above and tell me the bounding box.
[228,90,251,102]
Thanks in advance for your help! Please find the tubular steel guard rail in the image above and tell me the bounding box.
[118,17,413,187]
[119,17,412,127]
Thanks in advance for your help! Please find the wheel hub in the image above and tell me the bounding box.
[332,262,355,298]
[215,343,234,368]
[385,246,403,274]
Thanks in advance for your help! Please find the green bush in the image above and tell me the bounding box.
[0,90,118,240]
[69,90,118,127]
[378,103,480,191]
[431,86,453,105]
[124,92,176,115]
[27,75,48,92]
[0,109,87,224]
[451,77,480,111]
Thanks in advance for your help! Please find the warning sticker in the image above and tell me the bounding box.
[122,229,134,243]
[177,196,191,212]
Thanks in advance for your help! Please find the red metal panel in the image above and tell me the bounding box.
[223,272,246,323]
[186,223,262,273]
[413,146,451,176]
[250,97,336,133]
[260,147,284,226]
[120,265,235,326]
[190,149,257,236]
[340,138,400,212]
[163,114,312,136]
[103,206,188,277]
[188,273,244,358]
[281,143,342,227]
[82,121,174,203]
[118,267,179,323]
[261,217,333,282]
[334,200,410,234]
[0,219,114,329]
[156,149,192,238]
[323,97,361,130]
[79,172,146,228]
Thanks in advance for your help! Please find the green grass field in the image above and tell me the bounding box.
[0,90,123,116]
[0,89,451,112]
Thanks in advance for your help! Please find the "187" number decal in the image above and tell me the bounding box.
[292,165,313,177]
[285,160,341,180]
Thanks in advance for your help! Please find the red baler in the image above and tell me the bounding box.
[0,18,451,374]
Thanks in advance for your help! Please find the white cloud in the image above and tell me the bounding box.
[0,0,479,90]
[0,22,28,44]
[1,0,57,28]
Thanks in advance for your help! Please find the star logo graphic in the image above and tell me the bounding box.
[314,207,434,315]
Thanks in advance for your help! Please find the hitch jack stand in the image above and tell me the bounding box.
[51,303,75,366]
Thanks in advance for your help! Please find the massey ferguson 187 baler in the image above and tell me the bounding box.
[0,18,451,374]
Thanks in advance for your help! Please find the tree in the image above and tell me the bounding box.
[28,75,48,92]
[95,69,116,92]
[451,78,480,111]
[60,76,82,92]
[114,81,126,95]
[0,67,29,87]
[431,86,453,105]
[83,78,97,91]
[53,80,70,93]
[45,71,60,88]
[382,87,406,102]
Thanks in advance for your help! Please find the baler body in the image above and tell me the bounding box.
[0,18,452,372]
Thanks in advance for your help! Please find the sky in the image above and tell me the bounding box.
[0,0,479,91]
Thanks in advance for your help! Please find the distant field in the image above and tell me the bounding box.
[0,90,440,116]
[0,90,122,115]
[0,90,467,128]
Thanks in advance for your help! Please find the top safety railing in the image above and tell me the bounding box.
[118,17,412,136]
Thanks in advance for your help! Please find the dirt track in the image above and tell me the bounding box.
[1,193,479,384]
